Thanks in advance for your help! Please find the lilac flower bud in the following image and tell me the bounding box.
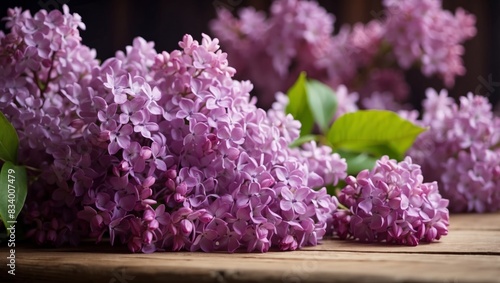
[148,219,159,230]
[143,208,155,222]
[142,176,155,188]
[165,169,177,180]
[128,237,142,253]
[199,212,214,224]
[142,231,153,245]
[279,234,298,251]
[180,219,193,235]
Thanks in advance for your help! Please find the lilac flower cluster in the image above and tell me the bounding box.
[210,0,334,107]
[0,6,348,253]
[210,0,476,110]
[408,89,500,213]
[384,0,477,87]
[332,156,449,246]
[0,6,98,245]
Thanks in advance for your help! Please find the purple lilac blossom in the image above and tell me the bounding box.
[211,0,475,110]
[408,89,500,213]
[332,156,449,246]
[210,0,334,108]
[0,6,99,246]
[383,0,476,87]
[0,6,348,253]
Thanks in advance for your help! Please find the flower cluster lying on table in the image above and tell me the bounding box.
[0,4,463,253]
[1,5,348,253]
[333,156,449,246]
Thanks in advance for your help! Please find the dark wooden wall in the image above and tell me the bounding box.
[1,0,498,108]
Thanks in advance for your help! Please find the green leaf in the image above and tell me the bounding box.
[327,110,426,160]
[0,112,19,163]
[0,161,28,233]
[338,150,378,175]
[286,72,314,136]
[289,134,318,148]
[305,79,337,134]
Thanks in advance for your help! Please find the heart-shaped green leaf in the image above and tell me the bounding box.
[286,72,314,136]
[0,112,19,163]
[289,134,318,148]
[337,150,378,175]
[305,79,337,134]
[0,161,28,233]
[327,110,426,160]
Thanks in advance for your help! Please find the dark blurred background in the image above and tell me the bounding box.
[1,0,499,109]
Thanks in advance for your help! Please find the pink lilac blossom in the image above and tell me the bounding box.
[330,85,359,120]
[210,0,334,108]
[407,89,500,213]
[332,156,449,246]
[211,0,475,110]
[0,6,99,245]
[1,6,348,253]
[383,0,476,87]
[319,20,384,90]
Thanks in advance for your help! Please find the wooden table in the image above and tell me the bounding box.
[2,213,499,283]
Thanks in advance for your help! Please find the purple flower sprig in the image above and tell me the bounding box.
[332,156,449,246]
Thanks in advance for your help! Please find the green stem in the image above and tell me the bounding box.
[337,202,350,211]
[24,165,41,172]
[39,52,58,97]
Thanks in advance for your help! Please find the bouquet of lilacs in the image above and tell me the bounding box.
[0,5,351,253]
[210,0,476,110]
[0,3,453,253]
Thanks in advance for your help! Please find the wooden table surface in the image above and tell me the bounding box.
[1,213,499,283]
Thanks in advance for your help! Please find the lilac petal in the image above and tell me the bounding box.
[119,194,137,211]
[110,174,129,189]
[133,158,146,173]
[295,187,310,201]
[77,206,97,221]
[231,127,245,144]
[274,167,287,181]
[358,198,373,214]
[114,93,127,104]
[369,214,385,230]
[228,237,240,253]
[280,200,293,211]
[280,187,294,201]
[400,194,410,210]
[236,196,249,208]
[108,142,120,155]
[233,220,247,236]
[130,111,145,125]
[204,229,218,241]
[117,136,131,149]
[200,238,214,252]
[288,176,303,187]
[148,104,163,115]
[293,202,307,215]
[155,160,167,171]
[120,124,134,135]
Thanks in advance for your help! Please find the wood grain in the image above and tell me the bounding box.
[1,213,499,283]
